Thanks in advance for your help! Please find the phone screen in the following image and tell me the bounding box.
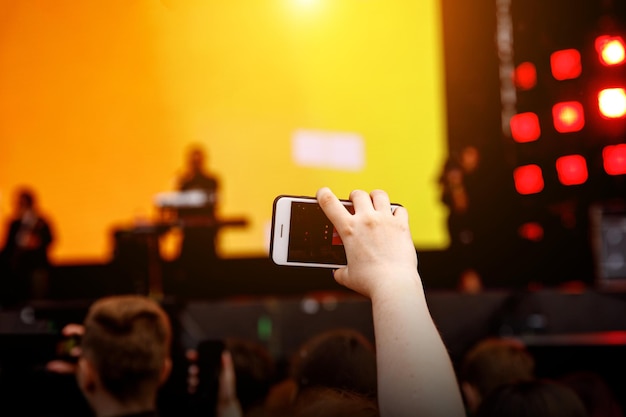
[286,201,352,265]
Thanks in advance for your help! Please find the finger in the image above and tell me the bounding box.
[187,371,199,394]
[216,350,243,417]
[61,323,85,337]
[316,187,351,226]
[188,363,199,377]
[45,360,77,375]
[332,267,348,288]
[185,349,198,362]
[370,189,391,212]
[186,349,200,393]
[69,346,82,357]
[392,205,409,222]
[349,189,375,212]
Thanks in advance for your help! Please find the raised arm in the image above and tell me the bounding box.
[316,187,465,417]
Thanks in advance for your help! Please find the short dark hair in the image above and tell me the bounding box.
[81,295,172,403]
[291,328,377,399]
[17,188,35,208]
[225,337,276,412]
[461,337,535,398]
[476,380,588,417]
[292,386,379,417]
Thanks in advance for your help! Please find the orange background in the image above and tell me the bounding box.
[0,0,449,263]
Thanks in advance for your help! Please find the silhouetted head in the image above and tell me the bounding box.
[14,187,36,215]
[290,328,377,399]
[460,337,535,413]
[186,145,207,175]
[224,337,276,413]
[292,386,379,417]
[77,295,173,408]
[461,145,480,173]
[559,371,624,417]
[476,380,588,417]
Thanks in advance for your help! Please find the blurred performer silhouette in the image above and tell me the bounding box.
[440,145,516,288]
[439,151,475,286]
[439,156,470,251]
[0,187,54,305]
[176,145,220,289]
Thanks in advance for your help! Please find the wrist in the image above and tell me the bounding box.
[369,269,424,303]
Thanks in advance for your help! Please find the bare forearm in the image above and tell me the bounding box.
[371,277,465,417]
[314,188,465,417]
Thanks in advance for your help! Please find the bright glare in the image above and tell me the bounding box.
[561,107,576,124]
[598,88,626,119]
[293,0,322,10]
[552,101,584,133]
[602,40,625,65]
[596,35,626,66]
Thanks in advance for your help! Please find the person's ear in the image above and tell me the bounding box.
[76,357,97,395]
[159,357,173,386]
[461,381,482,413]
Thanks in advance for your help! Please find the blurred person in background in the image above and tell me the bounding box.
[263,328,377,416]
[187,337,276,417]
[46,295,174,417]
[175,144,221,294]
[559,370,624,417]
[459,337,536,414]
[0,186,54,306]
[475,379,588,417]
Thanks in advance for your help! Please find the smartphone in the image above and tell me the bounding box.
[193,339,226,415]
[55,333,82,363]
[270,195,400,268]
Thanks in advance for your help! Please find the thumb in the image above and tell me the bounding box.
[216,351,243,417]
[332,267,349,289]
[218,351,237,400]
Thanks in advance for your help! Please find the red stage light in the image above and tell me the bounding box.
[550,49,582,80]
[603,144,626,175]
[514,62,537,90]
[556,154,588,185]
[518,222,544,242]
[595,35,626,66]
[514,164,544,195]
[552,101,585,133]
[598,88,626,119]
[510,112,541,143]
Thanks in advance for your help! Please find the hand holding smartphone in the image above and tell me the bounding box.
[270,195,401,268]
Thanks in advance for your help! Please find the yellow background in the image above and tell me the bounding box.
[0,0,449,263]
